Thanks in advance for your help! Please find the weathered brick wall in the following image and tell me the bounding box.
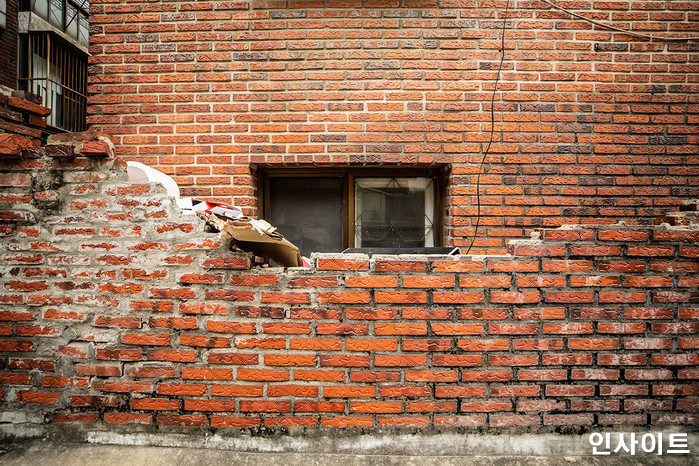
[87,0,699,253]
[0,134,696,435]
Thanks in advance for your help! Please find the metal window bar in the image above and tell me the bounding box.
[18,32,87,132]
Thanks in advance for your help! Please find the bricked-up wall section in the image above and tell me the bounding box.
[0,134,697,434]
[86,0,699,253]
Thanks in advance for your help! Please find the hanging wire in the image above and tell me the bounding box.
[465,1,696,254]
[465,0,511,255]
[538,0,699,42]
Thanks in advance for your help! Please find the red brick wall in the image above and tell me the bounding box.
[86,0,699,254]
[0,136,696,434]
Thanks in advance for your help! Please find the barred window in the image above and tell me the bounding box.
[18,31,88,132]
[261,169,445,258]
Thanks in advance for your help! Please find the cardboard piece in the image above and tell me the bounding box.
[201,213,302,268]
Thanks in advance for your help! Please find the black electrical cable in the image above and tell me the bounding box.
[465,0,510,255]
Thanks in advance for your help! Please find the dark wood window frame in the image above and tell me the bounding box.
[258,167,448,252]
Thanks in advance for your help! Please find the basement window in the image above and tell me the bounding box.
[260,169,444,258]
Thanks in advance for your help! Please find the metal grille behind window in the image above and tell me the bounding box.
[18,32,88,132]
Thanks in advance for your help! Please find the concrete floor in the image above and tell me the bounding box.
[0,440,696,466]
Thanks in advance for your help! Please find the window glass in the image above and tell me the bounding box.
[78,13,89,46]
[49,0,63,28]
[354,177,434,248]
[33,0,49,21]
[0,0,7,28]
[66,4,78,39]
[269,177,344,258]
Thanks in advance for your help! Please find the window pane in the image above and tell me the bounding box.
[355,177,435,248]
[33,0,49,21]
[269,177,344,257]
[66,4,78,39]
[49,0,63,29]
[0,0,7,28]
[78,13,89,46]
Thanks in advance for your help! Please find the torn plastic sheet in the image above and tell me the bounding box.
[201,213,305,268]
[126,161,197,213]
[191,200,243,220]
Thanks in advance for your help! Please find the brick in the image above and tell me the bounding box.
[130,398,179,411]
[207,321,257,334]
[433,355,482,367]
[432,323,483,335]
[434,415,487,427]
[316,323,368,336]
[127,366,177,379]
[406,370,458,383]
[291,338,343,351]
[317,258,369,270]
[518,369,568,381]
[121,333,170,346]
[545,292,594,303]
[156,414,206,426]
[157,384,207,396]
[268,385,318,397]
[375,323,427,335]
[320,355,370,368]
[238,368,289,382]
[375,355,427,367]
[598,230,649,241]
[321,416,373,428]
[181,368,232,380]
[350,402,402,414]
[295,401,345,413]
[489,414,539,427]
[462,370,513,382]
[265,354,315,366]
[211,416,261,428]
[432,292,484,304]
[458,339,509,351]
[208,353,258,365]
[104,413,153,425]
[375,291,426,304]
[545,385,596,397]
[184,400,237,412]
[52,413,99,423]
[346,276,399,288]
